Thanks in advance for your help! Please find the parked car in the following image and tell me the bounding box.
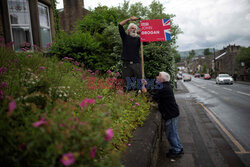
[204,74,211,80]
[177,73,182,80]
[194,73,200,78]
[216,74,233,84]
[183,75,191,82]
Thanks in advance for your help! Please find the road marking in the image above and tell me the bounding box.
[210,90,218,95]
[237,91,250,97]
[199,103,249,154]
[223,87,232,91]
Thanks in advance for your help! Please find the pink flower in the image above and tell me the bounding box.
[21,48,26,52]
[87,99,96,104]
[117,90,123,94]
[40,66,46,70]
[13,59,18,63]
[90,146,97,158]
[88,69,92,73]
[74,61,79,66]
[26,54,32,58]
[116,72,120,76]
[9,100,16,112]
[60,152,75,166]
[105,128,114,142]
[129,98,134,102]
[128,143,131,146]
[32,117,47,127]
[80,98,96,108]
[91,73,95,76]
[135,102,140,106]
[97,95,103,99]
[106,70,112,74]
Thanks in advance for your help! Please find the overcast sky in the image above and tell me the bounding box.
[56,0,250,51]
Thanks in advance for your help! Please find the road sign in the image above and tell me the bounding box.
[140,19,171,42]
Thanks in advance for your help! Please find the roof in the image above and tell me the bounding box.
[215,52,226,60]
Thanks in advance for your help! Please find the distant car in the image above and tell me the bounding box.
[216,74,233,84]
[204,74,211,80]
[194,73,200,78]
[183,75,191,82]
[177,73,182,80]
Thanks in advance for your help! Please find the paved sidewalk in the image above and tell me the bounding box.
[156,81,246,167]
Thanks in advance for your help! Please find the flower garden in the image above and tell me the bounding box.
[0,44,151,166]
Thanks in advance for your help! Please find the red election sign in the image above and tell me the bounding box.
[140,19,171,42]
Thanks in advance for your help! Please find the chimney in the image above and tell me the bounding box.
[63,0,84,11]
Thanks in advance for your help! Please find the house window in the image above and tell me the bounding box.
[38,3,52,48]
[7,0,33,51]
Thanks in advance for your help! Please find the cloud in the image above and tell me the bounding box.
[164,0,250,51]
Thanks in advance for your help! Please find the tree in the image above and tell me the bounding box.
[202,64,207,73]
[186,50,195,64]
[50,0,182,83]
[235,47,250,68]
[203,48,211,56]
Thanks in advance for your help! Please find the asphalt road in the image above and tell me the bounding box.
[181,74,250,166]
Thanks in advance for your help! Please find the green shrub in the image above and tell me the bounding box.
[0,46,150,166]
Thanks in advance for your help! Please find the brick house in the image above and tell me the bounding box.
[59,0,89,33]
[0,0,55,51]
[214,45,241,76]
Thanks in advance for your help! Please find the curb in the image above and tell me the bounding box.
[122,106,162,167]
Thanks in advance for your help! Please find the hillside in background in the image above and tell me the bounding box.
[179,48,216,58]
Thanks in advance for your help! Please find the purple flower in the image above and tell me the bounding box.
[97,95,103,99]
[105,128,114,142]
[90,146,97,158]
[0,82,7,88]
[40,66,46,70]
[0,90,4,99]
[88,69,92,73]
[129,98,134,102]
[0,67,7,75]
[32,117,47,127]
[26,54,32,58]
[135,102,140,106]
[9,100,16,112]
[60,152,75,166]
[21,48,26,52]
[116,72,120,76]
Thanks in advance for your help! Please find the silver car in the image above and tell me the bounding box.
[216,74,233,84]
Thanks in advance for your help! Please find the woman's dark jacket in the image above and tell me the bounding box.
[152,81,180,120]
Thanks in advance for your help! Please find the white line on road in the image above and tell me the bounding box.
[223,87,232,91]
[237,91,250,97]
[210,90,218,95]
